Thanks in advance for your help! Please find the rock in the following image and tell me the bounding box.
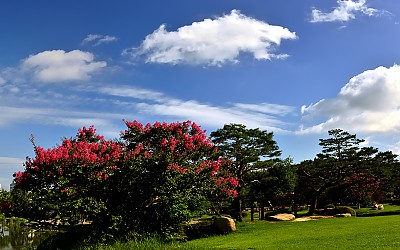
[373,204,384,210]
[335,213,352,217]
[214,217,236,233]
[267,213,296,221]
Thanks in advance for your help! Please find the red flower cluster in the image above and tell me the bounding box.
[122,120,238,196]
[15,126,122,190]
[15,121,238,199]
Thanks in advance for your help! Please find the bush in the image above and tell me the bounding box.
[335,206,356,216]
[241,210,249,218]
[183,220,218,240]
[391,200,400,206]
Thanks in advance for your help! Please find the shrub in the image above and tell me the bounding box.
[183,220,218,240]
[241,210,249,218]
[335,206,356,216]
[391,200,400,206]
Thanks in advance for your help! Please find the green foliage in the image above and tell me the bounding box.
[106,120,236,236]
[241,210,249,218]
[15,121,237,241]
[210,123,281,221]
[296,129,397,214]
[335,206,356,216]
[183,220,218,240]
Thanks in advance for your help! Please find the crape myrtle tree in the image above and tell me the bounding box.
[346,150,399,206]
[210,123,281,222]
[14,121,237,236]
[107,120,237,235]
[13,126,122,224]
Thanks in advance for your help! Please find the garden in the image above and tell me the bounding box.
[1,120,400,249]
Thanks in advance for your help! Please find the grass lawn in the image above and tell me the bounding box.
[94,214,400,250]
[355,203,400,217]
[184,215,400,249]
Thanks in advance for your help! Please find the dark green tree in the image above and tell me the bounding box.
[297,129,366,214]
[247,158,297,220]
[210,123,281,221]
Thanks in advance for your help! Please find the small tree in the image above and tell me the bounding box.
[210,124,281,221]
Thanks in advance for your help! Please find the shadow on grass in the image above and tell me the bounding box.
[36,224,105,250]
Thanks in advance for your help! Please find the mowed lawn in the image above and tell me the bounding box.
[94,215,400,250]
[182,215,400,250]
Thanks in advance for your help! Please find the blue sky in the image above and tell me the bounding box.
[1,0,400,190]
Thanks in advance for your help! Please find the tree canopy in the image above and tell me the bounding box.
[210,123,281,221]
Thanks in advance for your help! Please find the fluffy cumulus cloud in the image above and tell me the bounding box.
[310,0,387,23]
[130,9,297,66]
[300,65,400,134]
[21,50,107,83]
[82,34,118,46]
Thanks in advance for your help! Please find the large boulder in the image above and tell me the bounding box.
[267,213,295,221]
[214,217,236,233]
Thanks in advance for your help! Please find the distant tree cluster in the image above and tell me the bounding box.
[297,129,400,213]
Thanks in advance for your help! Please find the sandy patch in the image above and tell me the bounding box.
[293,215,334,222]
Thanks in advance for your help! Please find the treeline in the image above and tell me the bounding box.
[0,121,399,239]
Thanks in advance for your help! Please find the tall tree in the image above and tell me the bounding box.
[298,129,366,214]
[210,123,281,221]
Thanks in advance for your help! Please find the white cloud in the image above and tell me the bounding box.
[21,50,107,83]
[93,85,294,133]
[129,9,297,66]
[0,105,122,135]
[98,86,165,101]
[233,103,295,116]
[0,157,25,191]
[310,0,388,23]
[82,34,118,46]
[299,65,400,134]
[135,100,290,133]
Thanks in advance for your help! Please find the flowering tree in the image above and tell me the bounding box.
[14,126,122,224]
[14,121,237,236]
[107,120,237,235]
[348,172,380,208]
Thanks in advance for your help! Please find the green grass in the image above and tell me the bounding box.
[185,216,400,249]
[89,215,400,250]
[355,203,400,217]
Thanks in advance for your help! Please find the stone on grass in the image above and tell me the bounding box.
[335,213,352,217]
[267,213,295,221]
[214,217,236,233]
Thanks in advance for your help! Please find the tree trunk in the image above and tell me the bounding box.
[235,197,243,222]
[308,196,318,215]
[293,200,298,217]
[250,199,254,222]
[260,201,265,220]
